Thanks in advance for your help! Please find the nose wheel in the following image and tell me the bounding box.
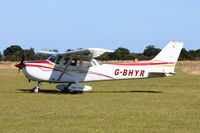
[32,82,41,93]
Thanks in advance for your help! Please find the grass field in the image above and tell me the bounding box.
[0,62,200,133]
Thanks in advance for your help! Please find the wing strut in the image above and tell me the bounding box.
[57,55,73,81]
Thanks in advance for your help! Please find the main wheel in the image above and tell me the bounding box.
[75,91,83,94]
[61,89,69,93]
[33,87,40,93]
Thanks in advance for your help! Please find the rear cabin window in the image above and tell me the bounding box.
[70,59,77,66]
[81,60,91,67]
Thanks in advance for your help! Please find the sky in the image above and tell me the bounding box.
[0,0,200,53]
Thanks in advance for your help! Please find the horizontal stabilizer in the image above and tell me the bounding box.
[148,72,178,78]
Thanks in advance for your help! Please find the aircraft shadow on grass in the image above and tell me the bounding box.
[17,89,163,95]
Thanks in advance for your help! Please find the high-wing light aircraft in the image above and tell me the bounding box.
[15,41,183,93]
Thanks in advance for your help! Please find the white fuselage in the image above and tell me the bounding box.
[22,60,175,83]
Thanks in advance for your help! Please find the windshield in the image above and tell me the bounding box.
[47,55,56,63]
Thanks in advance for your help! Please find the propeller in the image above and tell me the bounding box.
[15,53,25,73]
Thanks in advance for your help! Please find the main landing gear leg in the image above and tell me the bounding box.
[32,82,41,93]
[62,83,72,93]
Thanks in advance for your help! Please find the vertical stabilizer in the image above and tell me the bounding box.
[152,41,184,63]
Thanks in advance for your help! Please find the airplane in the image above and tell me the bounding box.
[15,41,183,93]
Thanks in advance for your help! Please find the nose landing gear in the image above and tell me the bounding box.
[32,82,41,93]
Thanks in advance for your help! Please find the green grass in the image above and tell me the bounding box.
[0,68,200,133]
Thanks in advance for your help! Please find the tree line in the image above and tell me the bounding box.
[0,45,199,61]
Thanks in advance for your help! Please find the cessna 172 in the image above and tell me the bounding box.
[15,41,183,93]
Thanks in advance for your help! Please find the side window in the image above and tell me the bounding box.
[55,56,63,64]
[63,58,70,65]
[63,58,79,66]
[81,60,91,67]
[70,59,77,66]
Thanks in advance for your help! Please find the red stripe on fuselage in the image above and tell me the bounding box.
[25,64,53,69]
[25,64,62,72]
[112,62,175,66]
[26,61,53,65]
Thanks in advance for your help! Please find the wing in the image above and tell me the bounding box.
[61,48,113,58]
[38,48,113,57]
[37,51,59,55]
